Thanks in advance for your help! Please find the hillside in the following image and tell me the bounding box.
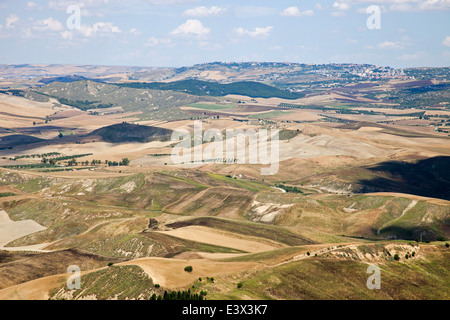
[117,80,305,99]
[29,80,218,120]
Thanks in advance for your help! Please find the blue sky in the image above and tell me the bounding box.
[0,0,449,68]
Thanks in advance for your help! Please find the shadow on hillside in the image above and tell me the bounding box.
[371,226,444,242]
[357,156,450,201]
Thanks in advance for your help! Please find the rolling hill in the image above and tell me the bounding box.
[117,79,305,99]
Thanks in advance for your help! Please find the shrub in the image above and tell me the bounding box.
[184,266,193,273]
[394,254,400,261]
[445,243,449,248]
[306,252,310,256]
[154,284,160,288]
[108,262,114,267]
[237,282,243,289]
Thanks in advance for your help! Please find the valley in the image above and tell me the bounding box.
[0,62,448,300]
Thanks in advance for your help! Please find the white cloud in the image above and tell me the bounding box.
[377,41,404,49]
[34,17,64,32]
[418,0,450,10]
[315,3,325,10]
[60,30,74,40]
[26,2,38,10]
[48,0,109,17]
[377,36,413,49]
[129,28,142,36]
[442,36,450,47]
[337,0,450,12]
[281,6,314,17]
[170,19,210,37]
[333,1,350,10]
[234,26,273,39]
[183,6,226,17]
[6,14,20,29]
[48,0,111,10]
[79,22,121,38]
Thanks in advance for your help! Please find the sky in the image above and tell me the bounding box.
[0,0,449,68]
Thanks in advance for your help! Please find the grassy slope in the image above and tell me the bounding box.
[117,80,305,99]
[33,80,218,120]
[210,245,450,300]
[51,265,158,300]
[166,216,314,246]
[0,249,121,290]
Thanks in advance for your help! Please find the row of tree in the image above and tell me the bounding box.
[149,289,206,301]
[42,157,130,167]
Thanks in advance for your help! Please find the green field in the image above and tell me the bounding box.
[188,103,236,111]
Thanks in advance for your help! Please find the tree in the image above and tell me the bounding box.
[394,254,400,261]
[184,266,193,273]
[237,282,243,289]
[120,158,130,166]
[58,132,63,139]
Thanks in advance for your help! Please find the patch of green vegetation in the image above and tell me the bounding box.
[278,129,300,141]
[34,80,211,121]
[377,200,449,241]
[82,234,165,259]
[51,265,157,300]
[161,172,209,189]
[117,80,305,100]
[206,173,268,192]
[223,246,305,263]
[66,174,146,200]
[0,192,15,197]
[274,183,303,194]
[188,103,235,111]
